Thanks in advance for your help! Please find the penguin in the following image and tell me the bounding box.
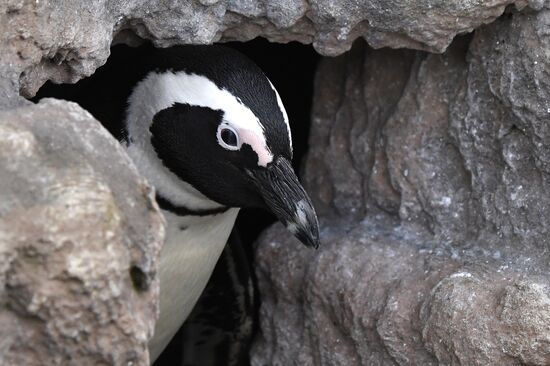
[34,43,320,363]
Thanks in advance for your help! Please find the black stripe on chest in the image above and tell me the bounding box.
[156,194,229,217]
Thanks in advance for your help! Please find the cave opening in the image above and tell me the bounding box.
[33,38,320,366]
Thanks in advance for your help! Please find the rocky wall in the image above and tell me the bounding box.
[0,0,542,107]
[1,0,550,365]
[252,7,550,366]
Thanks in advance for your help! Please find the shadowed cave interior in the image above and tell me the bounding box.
[34,38,320,366]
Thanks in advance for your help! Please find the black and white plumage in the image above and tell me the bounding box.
[35,43,320,363]
[122,45,319,361]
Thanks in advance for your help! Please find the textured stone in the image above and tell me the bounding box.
[253,7,550,366]
[0,99,165,365]
[304,42,415,220]
[0,0,542,103]
[252,219,550,366]
[422,275,550,365]
[304,8,550,258]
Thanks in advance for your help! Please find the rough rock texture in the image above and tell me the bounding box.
[1,1,550,365]
[303,8,550,260]
[0,0,544,106]
[253,219,550,366]
[252,7,550,366]
[0,99,165,365]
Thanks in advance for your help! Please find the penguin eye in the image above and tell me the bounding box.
[221,129,237,146]
[217,124,240,150]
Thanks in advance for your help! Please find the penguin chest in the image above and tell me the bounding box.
[149,207,240,361]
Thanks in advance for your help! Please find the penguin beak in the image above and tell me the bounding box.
[249,157,320,249]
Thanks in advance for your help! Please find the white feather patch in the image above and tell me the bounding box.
[267,78,292,154]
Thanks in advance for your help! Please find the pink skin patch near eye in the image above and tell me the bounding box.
[237,128,273,167]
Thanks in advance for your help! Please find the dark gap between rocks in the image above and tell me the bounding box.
[32,38,320,366]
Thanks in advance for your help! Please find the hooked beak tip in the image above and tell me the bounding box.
[301,232,320,249]
[286,213,320,249]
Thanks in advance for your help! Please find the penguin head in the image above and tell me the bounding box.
[126,45,319,248]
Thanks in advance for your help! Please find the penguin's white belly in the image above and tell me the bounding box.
[149,208,240,362]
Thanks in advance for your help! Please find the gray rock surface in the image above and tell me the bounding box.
[252,7,550,366]
[0,99,165,365]
[0,0,542,103]
[304,7,550,258]
[252,219,550,366]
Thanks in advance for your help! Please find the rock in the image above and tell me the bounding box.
[449,10,550,253]
[0,99,165,365]
[379,8,550,255]
[422,274,550,365]
[0,0,541,102]
[303,42,415,220]
[305,8,550,258]
[253,7,550,366]
[252,218,550,366]
[251,217,444,366]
